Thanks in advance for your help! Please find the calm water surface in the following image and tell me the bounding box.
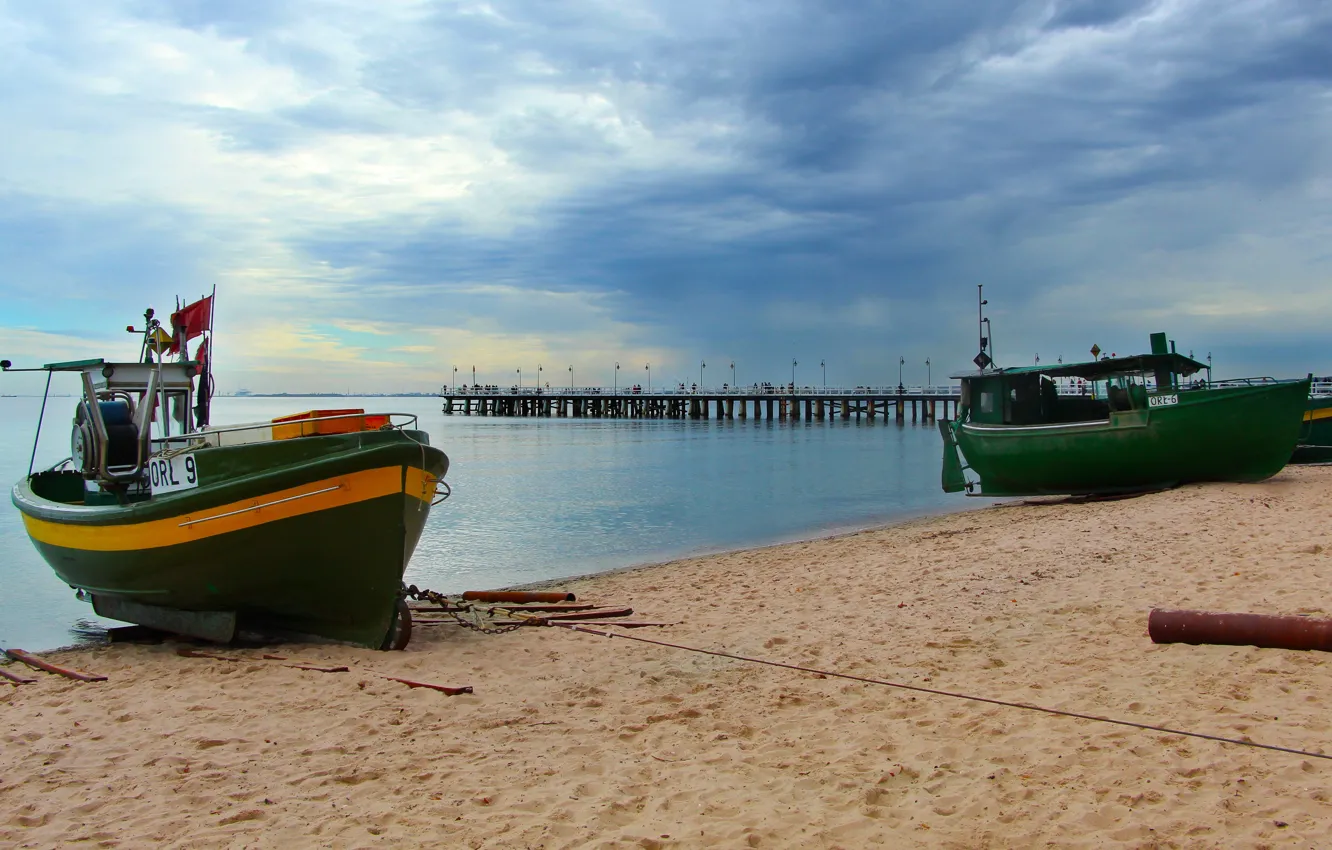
[0,395,973,650]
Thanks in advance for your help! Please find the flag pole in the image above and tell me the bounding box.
[206,284,216,419]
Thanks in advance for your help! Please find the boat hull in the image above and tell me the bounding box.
[1291,397,1332,464]
[953,381,1309,497]
[13,429,447,647]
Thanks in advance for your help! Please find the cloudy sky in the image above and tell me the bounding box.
[1,0,1329,393]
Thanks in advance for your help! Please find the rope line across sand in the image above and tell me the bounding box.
[559,623,1332,763]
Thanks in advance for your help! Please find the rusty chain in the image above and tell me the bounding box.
[403,584,527,635]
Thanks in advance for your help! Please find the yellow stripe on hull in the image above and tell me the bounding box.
[1305,406,1332,422]
[22,465,436,553]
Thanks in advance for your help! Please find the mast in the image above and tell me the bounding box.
[207,283,216,405]
[195,285,216,430]
[976,285,993,370]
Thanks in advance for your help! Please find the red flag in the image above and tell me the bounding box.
[168,295,213,354]
[194,336,209,370]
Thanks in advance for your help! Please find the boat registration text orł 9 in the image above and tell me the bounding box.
[147,454,199,495]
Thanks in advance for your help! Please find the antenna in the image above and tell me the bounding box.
[975,285,992,370]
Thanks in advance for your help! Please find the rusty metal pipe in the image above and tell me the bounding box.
[488,602,598,613]
[381,676,472,695]
[4,649,108,682]
[0,665,35,685]
[1148,608,1332,652]
[539,606,632,621]
[461,590,576,603]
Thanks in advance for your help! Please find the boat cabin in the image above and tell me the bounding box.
[951,333,1208,427]
[11,354,397,508]
[7,358,202,505]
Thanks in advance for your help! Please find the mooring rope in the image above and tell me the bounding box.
[557,623,1332,762]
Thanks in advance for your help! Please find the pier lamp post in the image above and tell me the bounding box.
[898,356,904,392]
[791,358,797,389]
[569,365,574,391]
[1207,353,1213,386]
[925,358,930,388]
[516,368,521,389]
[537,364,542,390]
[730,361,735,389]
[452,365,457,392]
[472,365,476,387]
[646,362,651,393]
[700,360,705,390]
[614,362,620,394]
[821,359,826,388]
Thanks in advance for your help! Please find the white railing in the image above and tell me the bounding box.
[152,411,420,449]
[441,376,1326,400]
[444,375,1331,399]
[440,385,963,397]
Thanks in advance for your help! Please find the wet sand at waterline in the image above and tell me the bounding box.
[4,466,1332,848]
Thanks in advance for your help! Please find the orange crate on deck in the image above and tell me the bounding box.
[271,409,390,440]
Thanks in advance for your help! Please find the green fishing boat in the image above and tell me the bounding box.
[6,299,449,649]
[1291,379,1332,464]
[939,293,1309,496]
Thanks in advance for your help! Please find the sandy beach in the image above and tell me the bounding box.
[4,465,1332,848]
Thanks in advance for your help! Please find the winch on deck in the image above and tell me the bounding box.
[61,359,202,490]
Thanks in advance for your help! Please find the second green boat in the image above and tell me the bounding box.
[1291,379,1332,464]
[940,332,1310,497]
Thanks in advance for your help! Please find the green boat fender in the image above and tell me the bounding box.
[938,419,968,494]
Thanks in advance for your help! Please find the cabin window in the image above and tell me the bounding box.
[1003,375,1045,425]
[980,391,995,414]
[1106,375,1150,411]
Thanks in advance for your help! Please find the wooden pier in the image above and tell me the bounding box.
[441,386,961,423]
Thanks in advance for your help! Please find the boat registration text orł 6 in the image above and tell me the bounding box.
[148,454,200,495]
[1148,394,1179,408]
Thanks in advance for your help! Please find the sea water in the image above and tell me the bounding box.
[0,395,970,650]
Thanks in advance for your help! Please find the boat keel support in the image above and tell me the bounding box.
[92,595,237,644]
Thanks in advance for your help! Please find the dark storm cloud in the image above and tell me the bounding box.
[1046,0,1154,30]
[3,0,1331,384]
[237,2,1332,348]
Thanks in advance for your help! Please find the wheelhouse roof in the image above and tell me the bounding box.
[950,352,1207,382]
[41,358,106,371]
